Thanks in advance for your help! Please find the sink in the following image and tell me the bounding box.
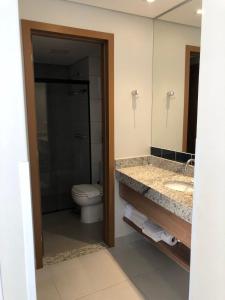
[164,181,194,194]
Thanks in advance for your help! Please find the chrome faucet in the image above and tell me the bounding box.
[185,158,195,174]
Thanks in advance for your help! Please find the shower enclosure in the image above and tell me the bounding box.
[35,79,91,213]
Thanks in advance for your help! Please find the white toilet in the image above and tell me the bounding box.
[71,184,103,223]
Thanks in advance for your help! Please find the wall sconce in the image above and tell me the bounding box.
[167,90,175,97]
[131,90,139,128]
[131,90,139,97]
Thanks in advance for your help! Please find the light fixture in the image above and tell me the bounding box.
[167,91,175,97]
[146,0,155,3]
[131,90,139,97]
[196,8,202,15]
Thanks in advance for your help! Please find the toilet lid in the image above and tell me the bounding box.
[72,184,103,198]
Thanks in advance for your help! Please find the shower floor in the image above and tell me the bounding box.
[42,210,104,261]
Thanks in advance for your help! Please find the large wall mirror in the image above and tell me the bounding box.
[152,0,202,155]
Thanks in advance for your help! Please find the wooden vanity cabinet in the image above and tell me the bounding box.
[119,183,191,271]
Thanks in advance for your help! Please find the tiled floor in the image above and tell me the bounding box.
[37,234,189,299]
[42,210,103,257]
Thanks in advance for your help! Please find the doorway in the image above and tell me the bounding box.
[21,20,114,269]
[183,45,200,153]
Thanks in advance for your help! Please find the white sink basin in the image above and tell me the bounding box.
[164,181,194,194]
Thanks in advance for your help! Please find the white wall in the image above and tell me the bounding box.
[19,0,153,237]
[152,20,201,151]
[189,0,225,299]
[0,1,36,299]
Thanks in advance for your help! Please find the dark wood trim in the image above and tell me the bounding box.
[22,19,114,42]
[102,32,115,247]
[21,21,43,269]
[119,183,191,248]
[123,217,190,271]
[182,45,200,152]
[21,19,114,269]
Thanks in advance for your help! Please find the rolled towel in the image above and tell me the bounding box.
[124,206,178,246]
[142,220,178,246]
[124,204,148,229]
[142,220,165,242]
[161,231,178,246]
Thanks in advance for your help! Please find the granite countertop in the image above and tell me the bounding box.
[116,164,193,224]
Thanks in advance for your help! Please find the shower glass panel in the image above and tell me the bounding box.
[35,81,91,213]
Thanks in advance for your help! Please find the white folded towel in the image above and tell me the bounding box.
[124,205,178,246]
[124,204,148,229]
[142,221,164,242]
[142,220,178,246]
[124,204,133,219]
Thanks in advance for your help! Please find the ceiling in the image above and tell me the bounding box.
[32,35,101,65]
[68,0,187,19]
[160,0,202,27]
[33,0,202,66]
[68,0,201,27]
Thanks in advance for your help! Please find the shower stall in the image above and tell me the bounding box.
[35,79,91,213]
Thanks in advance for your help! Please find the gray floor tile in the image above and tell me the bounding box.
[38,212,189,300]
[131,267,189,300]
[42,210,103,257]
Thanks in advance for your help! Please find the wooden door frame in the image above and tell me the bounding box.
[21,20,114,269]
[182,45,200,152]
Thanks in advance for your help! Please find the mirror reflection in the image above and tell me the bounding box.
[152,0,202,154]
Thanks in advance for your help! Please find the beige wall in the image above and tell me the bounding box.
[152,20,201,152]
[19,0,153,159]
[19,0,154,237]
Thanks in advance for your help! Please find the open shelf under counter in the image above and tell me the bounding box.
[123,216,190,272]
[119,182,191,272]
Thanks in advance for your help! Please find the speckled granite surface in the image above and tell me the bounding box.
[116,162,193,224]
[115,155,194,177]
[115,156,151,169]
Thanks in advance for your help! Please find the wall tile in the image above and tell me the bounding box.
[89,76,102,99]
[150,147,195,170]
[90,100,102,122]
[91,143,102,164]
[162,149,175,160]
[151,147,162,157]
[89,57,101,76]
[176,152,191,163]
[91,122,102,144]
[92,162,100,183]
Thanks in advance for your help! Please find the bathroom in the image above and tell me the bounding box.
[22,0,199,298]
[23,0,200,295]
[33,35,106,261]
[2,0,225,300]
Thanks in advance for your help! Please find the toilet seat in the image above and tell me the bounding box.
[72,184,103,207]
[72,184,103,199]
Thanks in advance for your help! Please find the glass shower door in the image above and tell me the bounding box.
[36,81,91,213]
